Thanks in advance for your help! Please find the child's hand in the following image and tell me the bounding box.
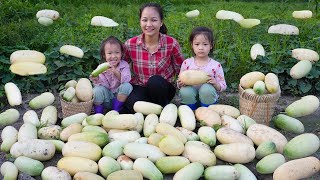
[208,76,221,91]
[89,74,97,80]
[107,66,121,80]
[107,66,117,73]
[207,76,217,85]
[176,79,185,89]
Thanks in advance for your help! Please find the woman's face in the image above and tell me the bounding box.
[140,7,163,37]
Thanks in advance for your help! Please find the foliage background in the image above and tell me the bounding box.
[0,0,319,109]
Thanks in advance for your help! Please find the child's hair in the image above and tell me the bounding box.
[189,26,214,55]
[139,2,167,34]
[100,36,124,61]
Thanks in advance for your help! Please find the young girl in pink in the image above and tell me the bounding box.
[90,36,133,113]
[177,27,227,110]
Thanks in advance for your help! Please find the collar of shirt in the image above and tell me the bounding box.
[137,33,164,51]
[116,60,127,70]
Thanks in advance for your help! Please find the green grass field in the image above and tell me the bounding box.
[0,0,319,98]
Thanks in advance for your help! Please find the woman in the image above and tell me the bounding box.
[122,2,184,113]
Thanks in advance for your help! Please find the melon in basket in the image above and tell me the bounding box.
[60,78,93,103]
[240,71,280,95]
[60,78,94,118]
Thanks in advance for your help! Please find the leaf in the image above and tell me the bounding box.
[54,60,65,68]
[82,47,89,53]
[288,79,297,86]
[0,55,10,64]
[35,81,45,92]
[1,74,15,83]
[74,67,84,76]
[67,73,77,80]
[5,154,14,162]
[224,67,230,73]
[199,121,207,126]
[212,124,222,131]
[47,51,60,58]
[93,53,101,60]
[298,81,312,93]
[230,82,238,90]
[252,64,263,71]
[58,75,68,81]
[30,75,47,81]
[59,55,65,60]
[307,67,320,78]
[256,56,271,64]
[316,81,320,91]
[271,67,285,74]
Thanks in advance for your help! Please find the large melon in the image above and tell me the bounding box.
[10,50,45,64]
[292,10,312,19]
[185,10,200,18]
[292,48,319,62]
[75,78,93,102]
[36,9,60,20]
[268,24,299,35]
[290,60,312,79]
[285,95,319,117]
[10,62,47,76]
[60,45,84,58]
[250,43,265,60]
[239,19,260,28]
[216,10,244,22]
[91,16,119,27]
[240,71,265,89]
[179,70,210,85]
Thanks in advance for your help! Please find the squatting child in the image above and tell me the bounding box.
[90,36,133,113]
[177,27,227,110]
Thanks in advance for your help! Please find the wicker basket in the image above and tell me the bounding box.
[60,95,93,118]
[238,84,281,125]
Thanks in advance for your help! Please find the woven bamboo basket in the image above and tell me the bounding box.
[238,84,281,125]
[60,95,93,118]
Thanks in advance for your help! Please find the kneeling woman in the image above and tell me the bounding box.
[122,2,184,113]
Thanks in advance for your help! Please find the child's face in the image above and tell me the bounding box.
[192,34,212,59]
[104,42,122,67]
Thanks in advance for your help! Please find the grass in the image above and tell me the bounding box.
[0,0,319,97]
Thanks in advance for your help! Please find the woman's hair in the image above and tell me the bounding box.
[100,36,124,61]
[139,2,167,34]
[189,26,215,55]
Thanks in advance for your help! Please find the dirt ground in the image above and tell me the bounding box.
[0,93,319,180]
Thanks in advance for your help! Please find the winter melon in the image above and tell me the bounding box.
[268,24,299,35]
[60,45,84,58]
[10,62,47,76]
[285,95,319,117]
